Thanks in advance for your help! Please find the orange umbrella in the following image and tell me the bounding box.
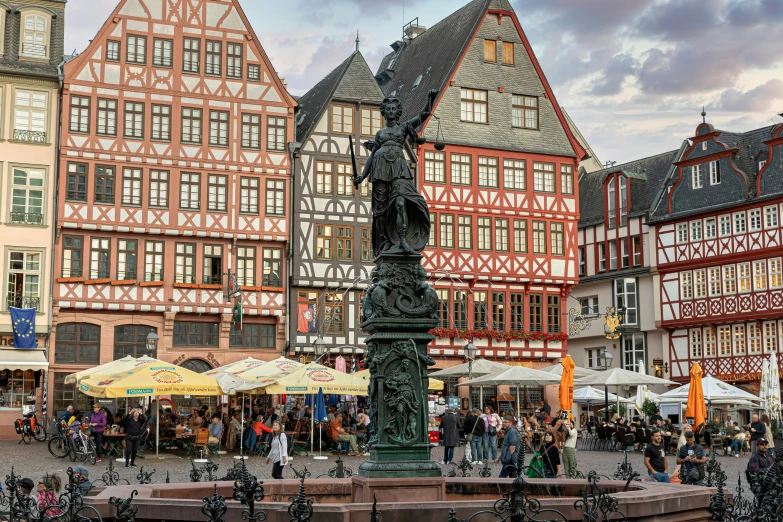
[685,363,707,431]
[559,356,576,420]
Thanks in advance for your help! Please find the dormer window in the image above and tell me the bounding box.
[606,173,630,230]
[701,142,707,151]
[709,160,720,185]
[692,164,703,189]
[619,177,628,227]
[760,160,767,171]
[21,10,50,59]
[0,10,5,55]
[607,178,616,229]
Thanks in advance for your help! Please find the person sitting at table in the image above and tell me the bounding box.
[208,414,223,446]
[730,426,749,457]
[331,413,360,456]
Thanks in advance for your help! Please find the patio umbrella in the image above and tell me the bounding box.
[313,387,328,459]
[685,363,707,432]
[761,358,771,416]
[64,355,157,385]
[769,353,781,420]
[559,356,575,420]
[429,359,511,377]
[572,386,633,404]
[576,367,676,421]
[251,363,369,395]
[658,375,762,402]
[538,363,599,379]
[635,359,649,418]
[457,366,560,418]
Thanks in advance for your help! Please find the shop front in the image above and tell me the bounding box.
[0,348,49,439]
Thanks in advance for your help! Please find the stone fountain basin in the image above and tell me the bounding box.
[86,477,714,522]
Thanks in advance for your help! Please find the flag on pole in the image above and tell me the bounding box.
[10,307,37,348]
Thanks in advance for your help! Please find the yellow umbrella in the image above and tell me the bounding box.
[685,363,707,431]
[64,355,157,385]
[559,356,576,420]
[254,363,368,395]
[79,362,224,398]
[353,369,444,392]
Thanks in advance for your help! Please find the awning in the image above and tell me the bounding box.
[0,348,49,371]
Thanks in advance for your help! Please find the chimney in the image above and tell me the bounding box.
[404,24,427,40]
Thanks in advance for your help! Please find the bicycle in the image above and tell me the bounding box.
[72,429,98,465]
[13,408,45,444]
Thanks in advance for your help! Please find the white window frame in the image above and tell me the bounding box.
[704,217,716,239]
[765,205,779,229]
[0,10,5,56]
[733,324,746,356]
[690,220,702,242]
[738,262,751,293]
[719,215,731,237]
[718,325,731,357]
[709,267,722,297]
[9,166,45,224]
[749,208,762,232]
[680,270,693,300]
[764,321,777,354]
[20,10,50,59]
[703,327,716,358]
[692,164,703,189]
[459,88,488,123]
[599,243,606,272]
[770,258,783,289]
[676,223,688,244]
[748,323,762,355]
[614,277,637,326]
[5,250,42,310]
[690,328,702,359]
[13,89,48,138]
[622,333,645,371]
[709,160,720,185]
[733,212,746,234]
[609,240,617,270]
[424,151,445,183]
[121,167,142,206]
[723,265,736,295]
[694,269,706,299]
[754,260,767,291]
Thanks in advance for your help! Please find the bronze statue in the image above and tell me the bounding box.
[384,359,418,444]
[353,89,438,257]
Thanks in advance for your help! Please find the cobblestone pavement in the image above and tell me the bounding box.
[0,439,754,488]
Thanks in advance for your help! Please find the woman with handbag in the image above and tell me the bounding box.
[482,406,501,463]
[121,408,146,468]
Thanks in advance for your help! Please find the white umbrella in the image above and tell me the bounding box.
[457,366,560,419]
[576,367,677,387]
[538,364,599,379]
[658,375,761,402]
[430,359,511,377]
[635,359,648,416]
[629,391,659,405]
[761,358,772,415]
[770,353,781,420]
[572,386,633,404]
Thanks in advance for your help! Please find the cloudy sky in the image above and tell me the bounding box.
[65,0,783,165]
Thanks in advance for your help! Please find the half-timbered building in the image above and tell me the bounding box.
[374,0,588,407]
[289,49,384,359]
[51,0,296,411]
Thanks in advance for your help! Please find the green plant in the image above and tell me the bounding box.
[705,420,723,435]
[641,399,658,420]
[609,403,627,418]
[772,418,783,441]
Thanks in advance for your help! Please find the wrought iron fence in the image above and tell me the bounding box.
[9,212,44,225]
[13,129,46,143]
[0,467,104,521]
[6,295,40,309]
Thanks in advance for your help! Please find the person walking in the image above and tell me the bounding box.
[761,414,775,456]
[439,409,461,465]
[482,406,501,463]
[644,430,670,483]
[539,432,561,478]
[266,421,288,479]
[747,438,774,481]
[120,408,146,468]
[561,418,578,478]
[499,416,520,478]
[749,414,766,454]
[88,404,107,463]
[464,408,485,465]
[676,431,707,486]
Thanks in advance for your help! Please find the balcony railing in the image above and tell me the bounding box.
[89,271,110,280]
[13,129,47,143]
[175,274,196,284]
[7,295,39,310]
[21,43,47,58]
[117,271,137,281]
[202,275,223,285]
[144,272,164,283]
[61,268,83,278]
[9,212,43,225]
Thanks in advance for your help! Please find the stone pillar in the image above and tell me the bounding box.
[358,253,441,478]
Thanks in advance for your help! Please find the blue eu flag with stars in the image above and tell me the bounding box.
[10,307,36,348]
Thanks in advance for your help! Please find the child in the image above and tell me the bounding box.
[69,416,84,440]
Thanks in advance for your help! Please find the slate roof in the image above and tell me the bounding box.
[0,1,66,78]
[295,50,385,142]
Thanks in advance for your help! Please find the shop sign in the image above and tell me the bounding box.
[714,372,762,383]
[0,335,42,347]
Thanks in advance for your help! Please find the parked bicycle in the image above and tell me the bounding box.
[13,407,46,444]
[47,420,96,464]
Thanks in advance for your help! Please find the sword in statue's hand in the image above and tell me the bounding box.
[350,135,361,190]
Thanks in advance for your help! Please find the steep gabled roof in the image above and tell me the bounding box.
[296,51,384,142]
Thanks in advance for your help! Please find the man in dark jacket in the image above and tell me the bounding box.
[464,408,485,465]
[747,438,774,481]
[439,409,462,465]
[499,416,520,478]
[749,414,766,454]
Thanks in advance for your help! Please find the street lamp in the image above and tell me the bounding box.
[599,349,613,422]
[464,341,477,409]
[145,331,159,355]
[312,336,327,363]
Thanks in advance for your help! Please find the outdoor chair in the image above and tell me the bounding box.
[595,424,607,450]
[290,421,309,456]
[191,428,212,458]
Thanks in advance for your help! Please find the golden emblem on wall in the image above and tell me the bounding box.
[603,307,623,340]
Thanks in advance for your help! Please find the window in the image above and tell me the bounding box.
[561,165,574,195]
[126,35,146,64]
[240,177,259,214]
[6,251,41,309]
[529,294,542,332]
[585,349,601,369]
[690,220,702,242]
[738,262,751,293]
[324,292,345,333]
[95,165,114,204]
[148,104,171,141]
[440,214,454,248]
[512,95,538,129]
[428,213,437,247]
[477,217,491,251]
[493,218,508,251]
[247,64,260,82]
[144,241,164,282]
[704,217,716,239]
[765,206,779,229]
[336,163,353,196]
[174,243,195,283]
[620,237,629,268]
[453,290,468,329]
[692,164,703,189]
[207,175,227,212]
[21,12,48,58]
[361,108,382,136]
[460,88,488,123]
[680,271,693,300]
[709,267,721,296]
[457,216,472,250]
[694,269,706,299]
[492,292,506,330]
[550,222,564,255]
[181,107,202,144]
[709,160,720,185]
[533,221,546,254]
[609,240,617,270]
[599,243,606,272]
[124,101,144,139]
[88,238,110,279]
[580,296,599,316]
[704,327,716,357]
[336,226,353,260]
[437,289,450,328]
[152,38,173,67]
[226,42,242,78]
[121,168,142,206]
[266,179,285,216]
[502,41,514,65]
[622,333,645,371]
[723,265,736,295]
[733,212,746,234]
[483,39,497,63]
[117,239,137,280]
[513,220,527,253]
[69,96,90,133]
[451,153,471,185]
[748,323,762,354]
[236,246,255,286]
[209,111,229,146]
[180,173,200,210]
[114,325,157,359]
[149,170,169,208]
[619,177,628,227]
[718,326,731,357]
[770,258,783,289]
[546,295,560,333]
[615,278,637,325]
[748,208,762,232]
[473,291,488,329]
[632,235,642,266]
[690,329,702,358]
[764,321,777,353]
[676,223,688,244]
[754,260,767,291]
[719,215,731,236]
[267,116,286,152]
[230,324,276,349]
[96,99,117,136]
[733,324,746,356]
[424,151,445,183]
[578,246,586,276]
[202,245,222,285]
[183,38,200,74]
[331,105,354,134]
[241,114,260,149]
[607,179,616,229]
[509,293,524,330]
[106,40,120,62]
[205,40,221,76]
[361,227,372,261]
[54,324,100,364]
[316,224,333,259]
[315,161,333,195]
[504,159,525,190]
[10,168,44,224]
[14,89,47,140]
[62,236,84,277]
[533,162,555,193]
[173,322,218,347]
[760,160,768,170]
[262,248,282,287]
[478,156,498,187]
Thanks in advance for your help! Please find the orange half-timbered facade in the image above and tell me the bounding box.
[51,0,296,409]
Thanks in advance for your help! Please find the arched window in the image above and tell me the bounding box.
[619,176,628,227]
[20,10,51,59]
[55,323,100,364]
[607,178,616,229]
[114,325,157,360]
[180,359,212,374]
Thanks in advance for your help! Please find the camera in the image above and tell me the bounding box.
[561,411,569,421]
